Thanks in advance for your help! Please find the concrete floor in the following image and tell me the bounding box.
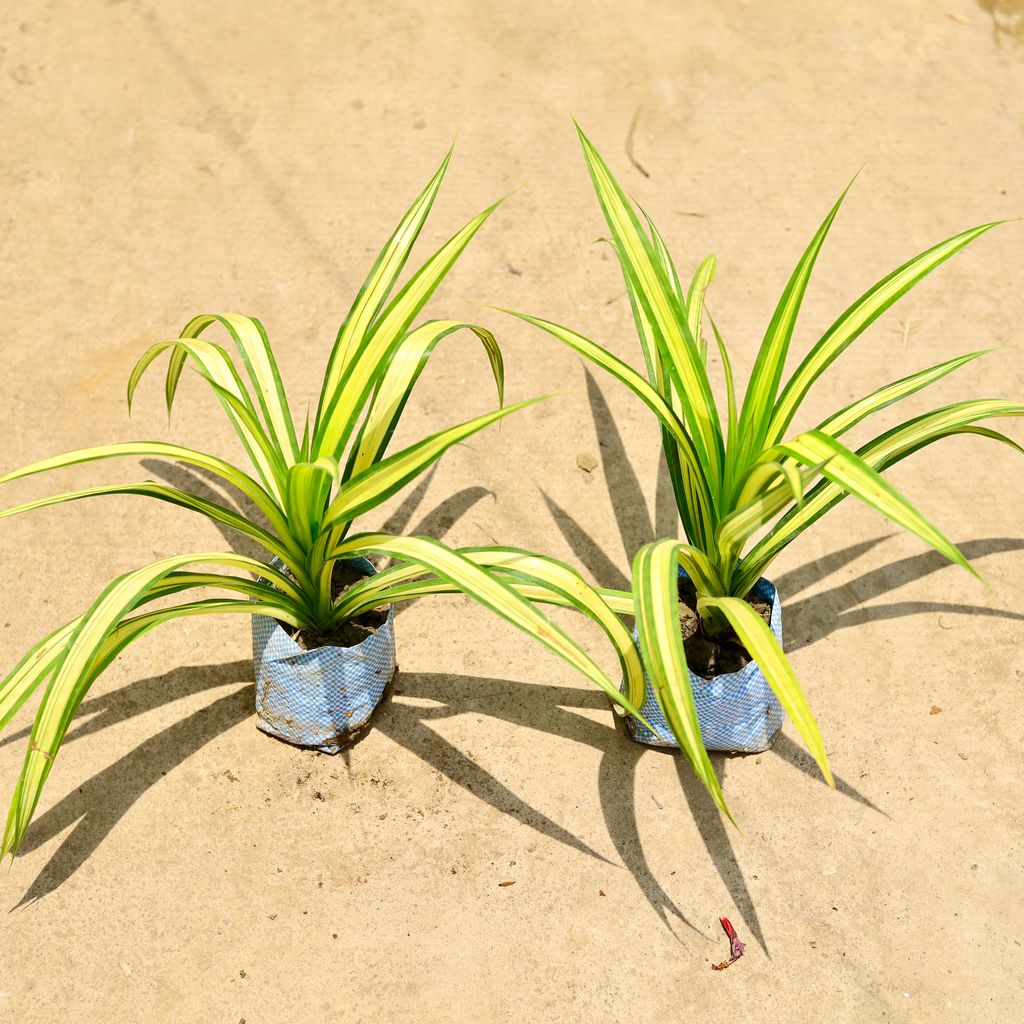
[1,1,1023,1020]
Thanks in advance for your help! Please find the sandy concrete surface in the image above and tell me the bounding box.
[2,1,1023,1020]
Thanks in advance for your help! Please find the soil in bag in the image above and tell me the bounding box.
[279,561,389,651]
[678,576,771,678]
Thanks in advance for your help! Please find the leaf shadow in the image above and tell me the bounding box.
[780,537,1024,653]
[8,661,253,909]
[363,671,709,942]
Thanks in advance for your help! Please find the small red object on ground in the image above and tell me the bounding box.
[712,917,746,970]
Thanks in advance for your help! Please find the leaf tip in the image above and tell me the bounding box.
[489,306,533,328]
[573,120,599,154]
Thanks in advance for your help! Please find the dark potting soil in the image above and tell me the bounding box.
[678,577,771,678]
[281,561,388,651]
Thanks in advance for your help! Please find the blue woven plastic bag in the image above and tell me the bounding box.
[251,556,397,753]
[626,569,784,753]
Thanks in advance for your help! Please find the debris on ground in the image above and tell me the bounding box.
[712,917,746,971]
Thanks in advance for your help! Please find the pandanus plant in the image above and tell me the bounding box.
[508,126,1023,819]
[0,152,650,857]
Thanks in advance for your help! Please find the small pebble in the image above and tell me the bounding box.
[576,452,599,473]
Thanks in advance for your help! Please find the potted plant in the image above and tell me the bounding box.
[505,125,1023,820]
[0,152,650,858]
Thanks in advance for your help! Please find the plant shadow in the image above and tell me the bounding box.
[6,661,643,913]
[4,654,874,960]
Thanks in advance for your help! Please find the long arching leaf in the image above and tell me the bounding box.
[181,313,300,463]
[345,319,503,480]
[814,349,993,439]
[128,337,284,497]
[737,180,853,462]
[773,430,975,577]
[499,308,714,531]
[768,222,1002,442]
[575,125,723,486]
[735,401,1024,592]
[318,149,453,413]
[0,440,288,538]
[632,539,731,821]
[0,482,304,568]
[314,197,508,461]
[330,533,651,725]
[319,398,542,534]
[699,594,832,787]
